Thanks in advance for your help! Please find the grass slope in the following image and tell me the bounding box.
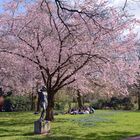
[0,110,140,140]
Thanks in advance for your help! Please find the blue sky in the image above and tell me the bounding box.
[0,0,139,18]
[112,0,140,19]
[0,0,4,13]
[112,0,140,33]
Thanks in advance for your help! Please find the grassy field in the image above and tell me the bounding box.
[0,110,140,140]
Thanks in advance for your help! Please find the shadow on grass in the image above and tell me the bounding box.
[0,128,136,140]
[27,131,135,140]
[0,121,33,127]
[84,131,133,140]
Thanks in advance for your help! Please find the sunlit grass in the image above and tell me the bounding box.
[0,110,140,140]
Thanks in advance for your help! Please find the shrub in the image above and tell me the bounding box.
[121,97,134,110]
[91,97,134,110]
[109,97,121,110]
[91,99,108,109]
[55,101,67,111]
[3,96,31,112]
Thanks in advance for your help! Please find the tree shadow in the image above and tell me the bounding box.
[83,131,135,140]
[0,128,23,137]
[0,120,33,127]
[27,131,137,140]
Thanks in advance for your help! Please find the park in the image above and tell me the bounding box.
[1,111,140,140]
[0,0,140,140]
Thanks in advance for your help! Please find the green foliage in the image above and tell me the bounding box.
[54,90,73,112]
[91,97,134,110]
[121,97,134,110]
[92,99,107,109]
[55,101,67,111]
[3,96,31,112]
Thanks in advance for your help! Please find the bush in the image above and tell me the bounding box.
[121,97,134,110]
[91,97,134,110]
[3,96,31,112]
[91,99,108,109]
[109,97,121,110]
[55,101,67,111]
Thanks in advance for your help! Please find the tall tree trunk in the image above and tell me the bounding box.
[35,82,40,112]
[31,91,35,111]
[77,90,83,109]
[0,96,4,112]
[45,93,55,121]
[138,92,140,110]
[68,102,71,113]
[36,94,40,112]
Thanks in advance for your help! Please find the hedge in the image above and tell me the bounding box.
[3,96,31,112]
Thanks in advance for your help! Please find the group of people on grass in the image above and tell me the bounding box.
[69,106,95,115]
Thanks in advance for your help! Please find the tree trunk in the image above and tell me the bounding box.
[36,94,40,112]
[31,91,35,111]
[68,102,71,113]
[45,93,55,121]
[35,82,40,112]
[138,93,140,110]
[77,90,83,109]
[0,96,4,112]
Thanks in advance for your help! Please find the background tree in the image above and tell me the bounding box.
[0,0,139,120]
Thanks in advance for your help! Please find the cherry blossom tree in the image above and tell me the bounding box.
[0,44,42,95]
[0,0,139,120]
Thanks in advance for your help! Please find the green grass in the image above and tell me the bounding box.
[0,110,140,140]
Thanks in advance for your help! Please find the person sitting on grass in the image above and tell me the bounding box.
[70,108,79,115]
[78,108,84,114]
[89,106,95,114]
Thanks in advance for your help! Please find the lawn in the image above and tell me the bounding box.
[0,110,140,140]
